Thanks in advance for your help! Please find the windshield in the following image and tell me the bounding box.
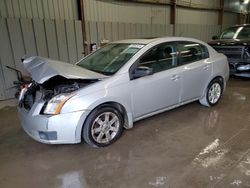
[220,26,250,39]
[77,43,145,75]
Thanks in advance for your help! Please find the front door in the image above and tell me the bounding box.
[130,42,182,118]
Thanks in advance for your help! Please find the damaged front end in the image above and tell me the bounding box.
[19,76,99,114]
[17,56,107,144]
[18,56,104,114]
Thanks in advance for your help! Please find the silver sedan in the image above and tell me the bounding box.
[18,37,229,147]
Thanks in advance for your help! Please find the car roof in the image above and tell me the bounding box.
[111,37,204,45]
[111,38,160,44]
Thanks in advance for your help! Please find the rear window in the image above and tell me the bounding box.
[177,42,209,66]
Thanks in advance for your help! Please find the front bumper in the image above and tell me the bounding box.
[229,62,250,78]
[18,102,87,144]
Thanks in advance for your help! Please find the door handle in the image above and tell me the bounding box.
[203,65,210,70]
[171,75,180,81]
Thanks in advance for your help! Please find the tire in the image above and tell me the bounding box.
[199,78,223,107]
[82,106,124,147]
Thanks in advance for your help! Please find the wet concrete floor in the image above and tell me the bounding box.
[0,78,250,188]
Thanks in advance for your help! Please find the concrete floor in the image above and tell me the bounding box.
[0,78,250,188]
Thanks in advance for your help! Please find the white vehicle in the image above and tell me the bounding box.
[18,37,229,147]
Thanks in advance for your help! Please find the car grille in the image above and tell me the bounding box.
[212,46,244,62]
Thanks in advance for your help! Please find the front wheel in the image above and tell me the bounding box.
[82,107,124,147]
[199,78,223,107]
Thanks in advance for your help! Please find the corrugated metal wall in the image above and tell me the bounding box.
[176,8,218,25]
[223,12,239,29]
[0,0,79,20]
[84,0,170,24]
[85,21,174,43]
[175,24,221,41]
[178,0,220,8]
[84,0,174,44]
[84,0,222,44]
[0,0,83,100]
[0,18,83,100]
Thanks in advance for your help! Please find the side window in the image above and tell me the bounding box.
[177,42,209,66]
[139,43,177,73]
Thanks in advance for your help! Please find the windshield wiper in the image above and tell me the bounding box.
[77,64,113,76]
[85,67,113,76]
[92,70,113,76]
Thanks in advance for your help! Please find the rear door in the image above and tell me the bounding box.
[176,41,212,102]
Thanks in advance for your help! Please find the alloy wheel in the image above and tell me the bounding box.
[91,112,120,144]
[208,83,221,104]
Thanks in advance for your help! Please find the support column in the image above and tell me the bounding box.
[79,0,88,56]
[218,0,224,30]
[170,0,176,36]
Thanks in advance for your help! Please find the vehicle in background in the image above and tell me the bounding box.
[18,37,229,147]
[209,24,250,77]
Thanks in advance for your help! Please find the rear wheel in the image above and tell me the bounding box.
[83,107,124,147]
[199,78,223,107]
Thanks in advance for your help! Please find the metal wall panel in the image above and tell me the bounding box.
[125,23,131,39]
[7,18,26,73]
[223,12,238,29]
[178,0,220,9]
[83,0,224,45]
[0,0,79,20]
[84,0,170,24]
[48,0,55,19]
[33,19,48,57]
[58,0,65,19]
[6,0,14,17]
[55,20,69,62]
[89,21,98,43]
[175,24,221,42]
[176,7,218,25]
[0,58,6,100]
[75,20,84,61]
[95,22,103,42]
[118,23,125,40]
[19,0,27,18]
[112,23,119,41]
[0,0,7,17]
[65,20,78,64]
[0,18,17,98]
[12,0,21,18]
[84,22,173,40]
[0,18,84,100]
[36,0,44,19]
[24,0,33,18]
[44,20,59,59]
[53,0,60,19]
[86,21,176,43]
[20,19,37,56]
[104,22,113,40]
[31,0,39,18]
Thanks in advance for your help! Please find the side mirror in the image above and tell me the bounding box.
[212,35,219,40]
[132,66,153,79]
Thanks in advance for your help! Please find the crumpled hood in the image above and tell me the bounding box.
[23,56,107,84]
